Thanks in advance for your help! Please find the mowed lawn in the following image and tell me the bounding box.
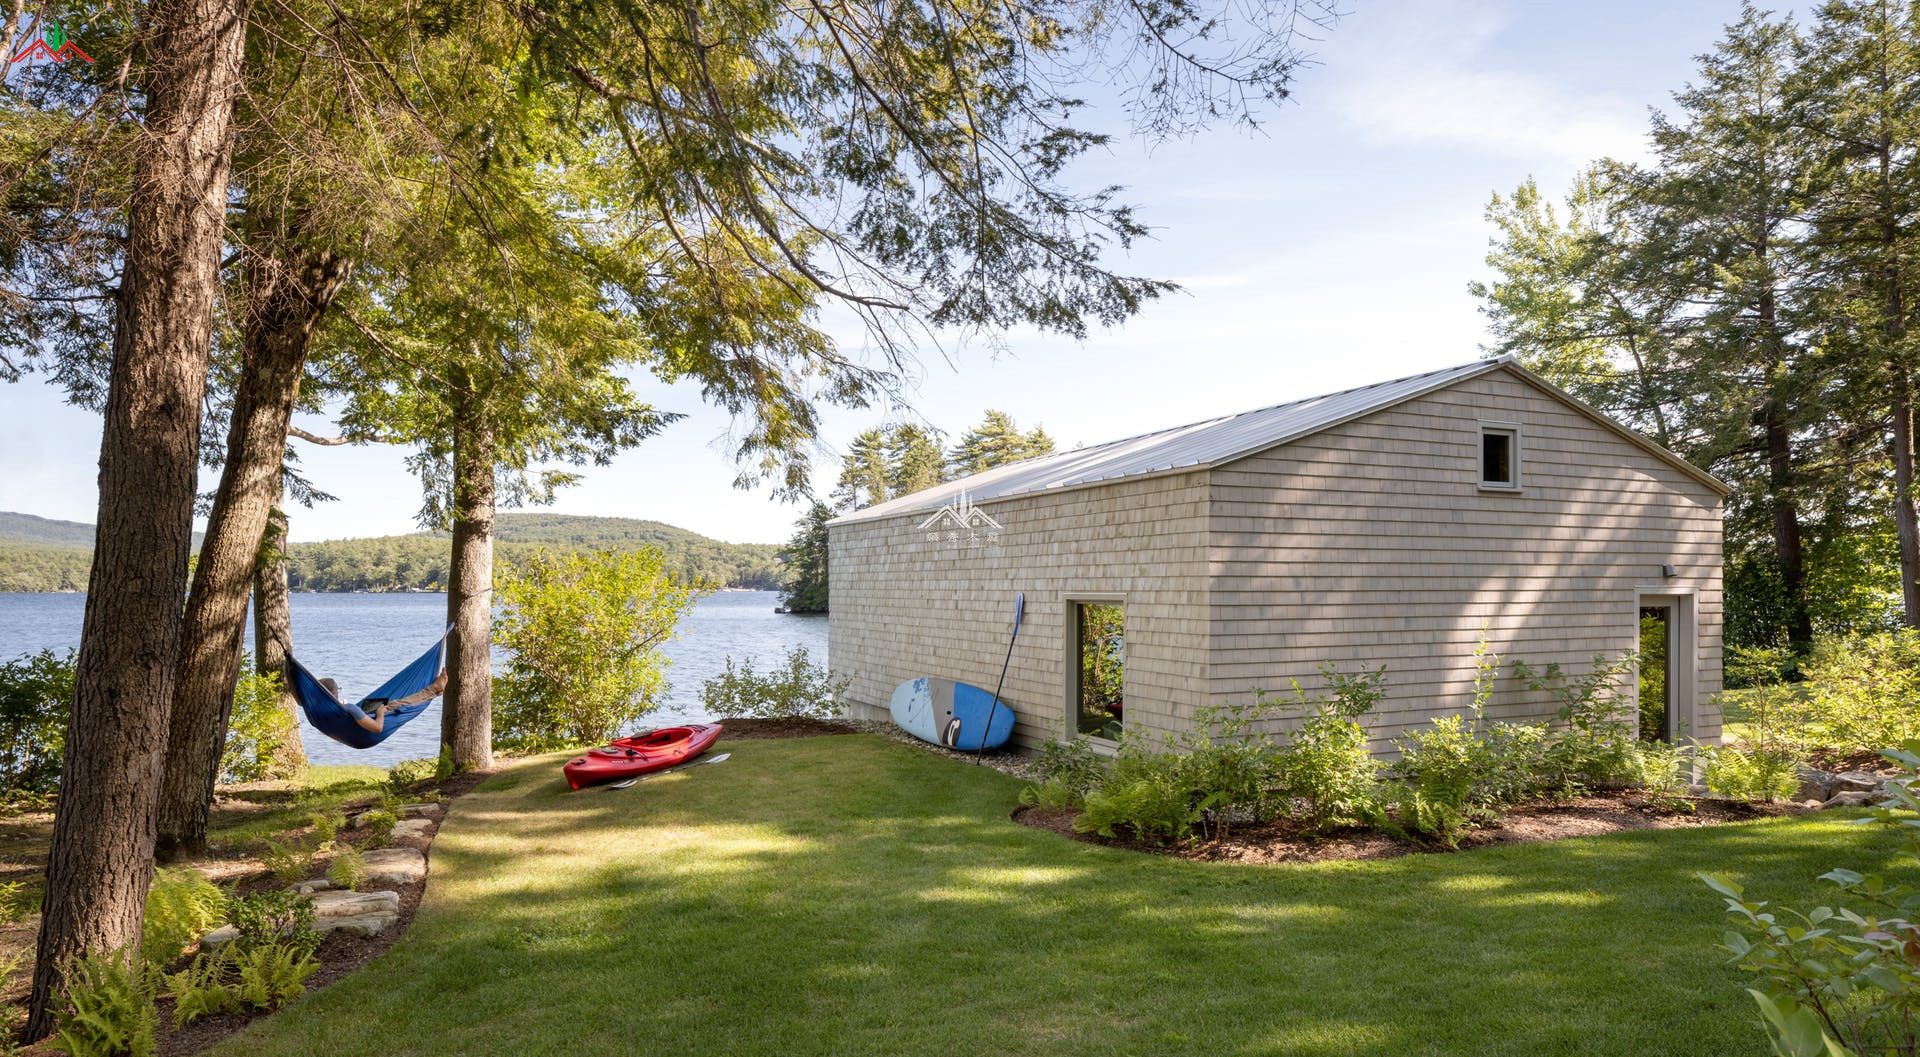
[211,735,1911,1057]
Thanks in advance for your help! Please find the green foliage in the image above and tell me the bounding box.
[1784,631,1920,755]
[946,411,1055,478]
[0,648,73,795]
[1073,749,1199,846]
[227,891,318,955]
[1516,653,1646,791]
[308,810,344,846]
[262,839,317,885]
[0,542,91,592]
[0,880,28,926]
[776,503,831,614]
[52,953,155,1057]
[698,648,847,721]
[327,847,368,892]
[359,808,398,849]
[140,868,227,968]
[221,667,301,784]
[1703,745,1920,1057]
[386,758,436,791]
[1075,603,1125,738]
[494,548,699,751]
[1035,738,1106,797]
[1701,745,1800,803]
[162,953,241,1027]
[1271,666,1385,832]
[1016,779,1085,811]
[230,943,320,1010]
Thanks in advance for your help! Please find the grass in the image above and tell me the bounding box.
[208,734,1911,1057]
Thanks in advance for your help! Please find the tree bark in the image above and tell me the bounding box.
[1761,398,1814,648]
[1894,373,1920,625]
[156,246,349,859]
[443,411,495,772]
[26,0,247,1035]
[252,500,307,775]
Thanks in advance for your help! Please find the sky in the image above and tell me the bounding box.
[0,0,1763,545]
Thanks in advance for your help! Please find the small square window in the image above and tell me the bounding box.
[1480,426,1519,489]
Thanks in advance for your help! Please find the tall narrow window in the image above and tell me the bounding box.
[1479,425,1518,489]
[1073,602,1124,739]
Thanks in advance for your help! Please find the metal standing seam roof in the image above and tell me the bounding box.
[827,356,1727,527]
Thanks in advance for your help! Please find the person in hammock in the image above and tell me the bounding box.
[317,671,449,734]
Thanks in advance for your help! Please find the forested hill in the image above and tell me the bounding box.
[0,512,783,592]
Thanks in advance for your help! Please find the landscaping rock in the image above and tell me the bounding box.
[362,847,427,885]
[296,879,332,896]
[316,912,396,938]
[1833,771,1882,793]
[201,925,239,950]
[310,889,400,918]
[400,802,444,819]
[392,818,434,841]
[1822,790,1877,809]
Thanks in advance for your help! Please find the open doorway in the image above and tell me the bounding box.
[1635,593,1694,743]
[1072,601,1125,740]
[1638,604,1672,742]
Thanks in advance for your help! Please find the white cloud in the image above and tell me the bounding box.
[1319,1,1651,164]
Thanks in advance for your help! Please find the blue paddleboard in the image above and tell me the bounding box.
[888,677,1016,751]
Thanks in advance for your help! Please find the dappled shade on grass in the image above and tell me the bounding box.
[209,737,1912,1057]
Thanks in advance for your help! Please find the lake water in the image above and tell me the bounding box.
[0,590,826,767]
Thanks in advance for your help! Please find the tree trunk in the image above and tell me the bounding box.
[1761,398,1814,649]
[443,413,495,772]
[1894,374,1920,626]
[252,500,307,774]
[156,246,349,859]
[26,0,247,1034]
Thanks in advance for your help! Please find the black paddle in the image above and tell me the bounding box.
[974,592,1024,763]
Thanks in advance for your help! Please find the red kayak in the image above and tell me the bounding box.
[564,723,725,791]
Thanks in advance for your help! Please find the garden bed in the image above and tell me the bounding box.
[1014,792,1801,865]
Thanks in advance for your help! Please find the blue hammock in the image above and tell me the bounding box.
[285,629,451,749]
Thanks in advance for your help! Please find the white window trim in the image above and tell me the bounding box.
[1478,421,1522,492]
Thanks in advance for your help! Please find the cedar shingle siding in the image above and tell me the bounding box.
[827,362,1725,753]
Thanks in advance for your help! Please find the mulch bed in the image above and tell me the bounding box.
[1014,793,1802,865]
[717,717,860,739]
[138,769,486,1057]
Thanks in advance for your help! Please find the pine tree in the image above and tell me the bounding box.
[779,503,832,614]
[948,410,1055,476]
[834,430,894,510]
[887,425,948,497]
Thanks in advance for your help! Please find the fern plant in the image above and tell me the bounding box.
[140,868,226,968]
[326,847,368,891]
[162,953,241,1027]
[52,952,156,1057]
[231,943,319,1010]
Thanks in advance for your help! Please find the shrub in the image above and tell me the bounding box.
[1703,746,1920,1057]
[326,847,368,892]
[139,868,226,968]
[1784,631,1920,755]
[1035,738,1106,796]
[698,648,849,721]
[1173,702,1280,840]
[1017,780,1085,811]
[1271,665,1384,832]
[162,953,241,1027]
[1073,748,1197,846]
[359,808,398,849]
[1701,744,1799,802]
[53,952,155,1057]
[220,667,301,784]
[227,891,317,955]
[230,942,319,1010]
[0,880,28,926]
[1516,653,1644,791]
[493,548,699,751]
[0,649,72,797]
